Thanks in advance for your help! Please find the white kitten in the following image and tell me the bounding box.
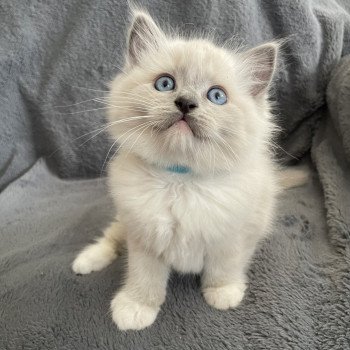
[73,10,304,330]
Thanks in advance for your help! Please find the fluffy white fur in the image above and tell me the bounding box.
[72,10,300,330]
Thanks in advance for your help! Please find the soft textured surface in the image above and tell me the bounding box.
[1,0,350,189]
[0,158,348,350]
[1,0,350,349]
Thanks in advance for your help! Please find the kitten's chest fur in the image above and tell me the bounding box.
[109,155,274,273]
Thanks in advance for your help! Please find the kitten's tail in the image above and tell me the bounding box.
[277,167,309,189]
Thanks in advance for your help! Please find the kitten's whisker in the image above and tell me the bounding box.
[115,90,156,102]
[211,136,231,172]
[197,139,206,171]
[211,139,217,173]
[269,140,298,160]
[52,98,106,109]
[100,120,154,175]
[76,115,154,141]
[215,133,239,162]
[78,127,112,148]
[52,96,153,114]
[207,137,218,172]
[75,122,116,140]
[54,102,148,115]
[101,126,144,175]
[113,90,155,103]
[108,94,153,103]
[101,131,137,177]
[109,95,155,108]
[52,97,150,114]
[100,138,120,177]
[48,116,155,158]
[123,123,154,159]
[206,137,215,173]
[55,107,110,115]
[112,63,128,75]
[94,100,150,111]
[219,127,240,136]
[47,123,112,158]
[107,99,155,109]
[53,96,150,111]
[70,85,109,93]
[95,99,151,110]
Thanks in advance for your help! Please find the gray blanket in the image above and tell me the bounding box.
[1,0,350,349]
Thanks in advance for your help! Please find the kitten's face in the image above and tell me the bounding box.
[108,12,277,174]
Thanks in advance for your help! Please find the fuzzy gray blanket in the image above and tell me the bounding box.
[1,0,350,349]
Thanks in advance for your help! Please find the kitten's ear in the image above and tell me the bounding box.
[127,11,164,66]
[242,43,278,97]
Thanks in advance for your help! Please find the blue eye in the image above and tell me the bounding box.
[155,75,175,91]
[207,87,227,105]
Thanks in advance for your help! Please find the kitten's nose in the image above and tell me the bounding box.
[174,97,198,114]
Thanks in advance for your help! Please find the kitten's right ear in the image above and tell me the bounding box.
[127,11,165,66]
[241,42,279,97]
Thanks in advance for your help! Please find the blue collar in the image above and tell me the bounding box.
[165,165,191,174]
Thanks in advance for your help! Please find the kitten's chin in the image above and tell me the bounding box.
[171,120,193,135]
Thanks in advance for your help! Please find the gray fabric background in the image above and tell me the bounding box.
[1,0,350,349]
[0,159,347,350]
[1,0,350,189]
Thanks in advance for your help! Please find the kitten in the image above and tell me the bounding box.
[72,10,305,330]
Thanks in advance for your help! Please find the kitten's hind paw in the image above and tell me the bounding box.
[203,283,246,310]
[72,240,117,275]
[111,291,159,330]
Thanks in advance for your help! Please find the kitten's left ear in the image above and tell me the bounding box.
[127,11,165,66]
[242,42,278,97]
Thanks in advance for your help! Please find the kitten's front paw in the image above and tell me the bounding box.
[72,242,117,275]
[203,283,247,310]
[111,291,159,331]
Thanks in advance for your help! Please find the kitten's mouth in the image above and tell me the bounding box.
[173,116,193,134]
[154,113,207,140]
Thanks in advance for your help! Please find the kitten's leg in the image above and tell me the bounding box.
[72,220,124,275]
[202,243,256,310]
[111,238,169,330]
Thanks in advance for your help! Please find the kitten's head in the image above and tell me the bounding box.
[108,10,278,174]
